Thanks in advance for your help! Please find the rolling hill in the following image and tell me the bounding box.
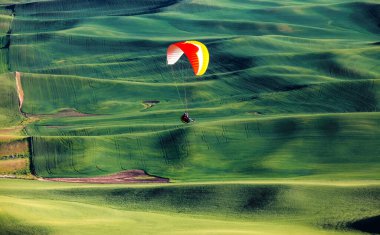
[0,0,379,234]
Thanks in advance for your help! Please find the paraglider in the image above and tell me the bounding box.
[180,112,194,123]
[167,40,209,76]
[167,41,209,123]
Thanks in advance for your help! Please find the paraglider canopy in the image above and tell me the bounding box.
[167,41,209,76]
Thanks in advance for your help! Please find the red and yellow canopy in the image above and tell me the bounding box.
[167,41,209,76]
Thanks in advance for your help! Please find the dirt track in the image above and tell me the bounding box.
[15,71,24,111]
[43,170,169,184]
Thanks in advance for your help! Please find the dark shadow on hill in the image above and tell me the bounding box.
[278,84,309,92]
[299,52,369,80]
[55,184,285,216]
[1,4,14,72]
[0,213,50,235]
[241,186,281,211]
[4,4,15,17]
[349,2,380,34]
[156,128,190,166]
[27,137,36,176]
[112,0,182,16]
[347,215,380,234]
[316,116,340,137]
[13,0,183,18]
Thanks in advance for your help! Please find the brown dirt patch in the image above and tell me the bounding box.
[43,170,169,184]
[0,140,28,157]
[0,158,28,174]
[0,126,24,136]
[25,108,97,119]
[15,71,24,111]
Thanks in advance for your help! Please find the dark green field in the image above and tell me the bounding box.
[0,0,379,234]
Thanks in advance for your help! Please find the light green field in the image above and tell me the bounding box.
[1,179,379,235]
[0,0,379,234]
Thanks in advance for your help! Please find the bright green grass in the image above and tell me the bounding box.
[0,1,380,234]
[27,112,380,180]
[0,73,23,127]
[0,178,379,234]
[0,0,379,180]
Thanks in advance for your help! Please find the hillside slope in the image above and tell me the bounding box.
[1,1,380,234]
[0,0,379,180]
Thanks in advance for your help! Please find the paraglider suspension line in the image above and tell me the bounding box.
[171,65,187,111]
[182,62,188,111]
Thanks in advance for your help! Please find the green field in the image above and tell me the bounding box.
[1,179,379,235]
[0,0,379,234]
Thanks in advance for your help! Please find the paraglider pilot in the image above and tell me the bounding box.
[167,41,208,124]
[181,112,194,123]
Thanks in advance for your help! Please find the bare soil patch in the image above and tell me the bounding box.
[26,108,96,119]
[0,140,28,157]
[0,126,24,136]
[43,170,169,184]
[0,158,28,174]
[15,71,24,111]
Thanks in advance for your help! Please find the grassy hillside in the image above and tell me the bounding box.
[0,0,379,234]
[0,73,22,127]
[27,112,380,180]
[2,0,378,179]
[0,179,379,234]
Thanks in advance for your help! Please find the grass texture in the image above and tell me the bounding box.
[0,0,379,234]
